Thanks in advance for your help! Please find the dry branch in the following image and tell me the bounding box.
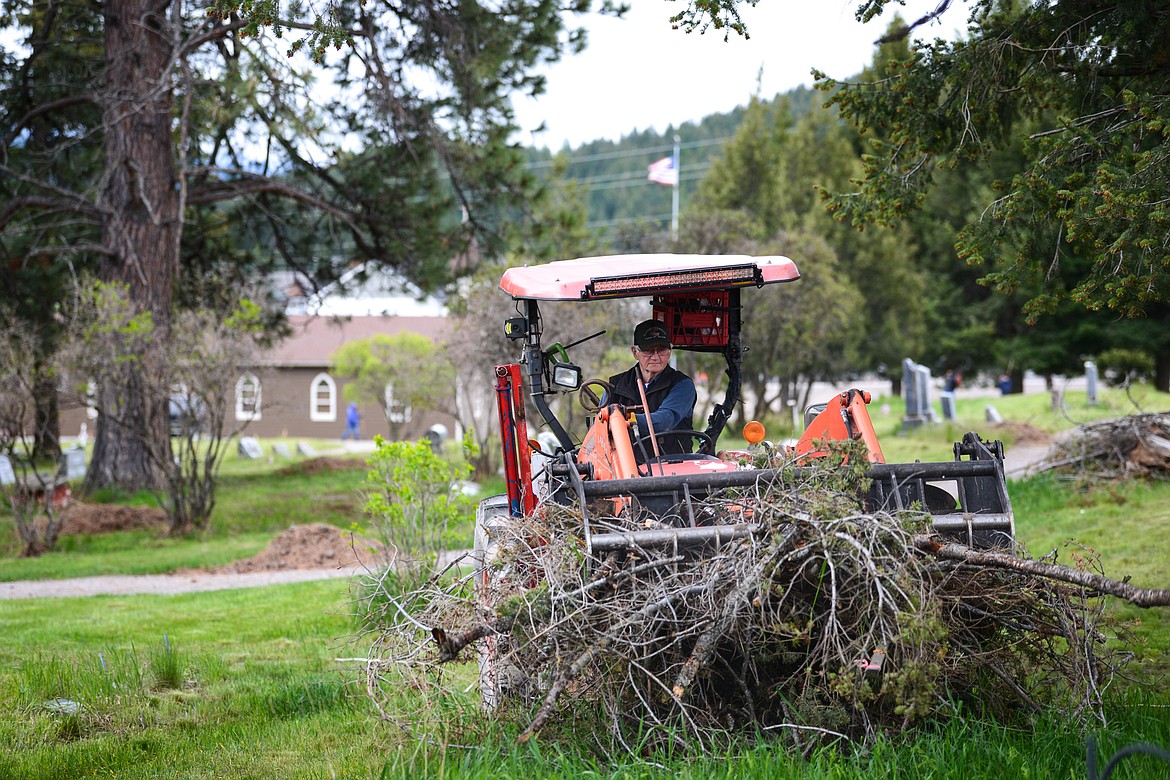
[356,463,1156,756]
[914,537,1170,607]
[1036,412,1170,478]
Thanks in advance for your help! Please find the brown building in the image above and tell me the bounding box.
[59,314,457,443]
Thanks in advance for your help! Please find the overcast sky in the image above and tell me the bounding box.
[511,1,968,150]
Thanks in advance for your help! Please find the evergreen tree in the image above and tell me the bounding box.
[818,0,1170,389]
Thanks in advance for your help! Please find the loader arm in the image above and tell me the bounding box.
[793,389,886,464]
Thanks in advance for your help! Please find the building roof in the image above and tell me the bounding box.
[259,314,450,368]
[290,263,447,318]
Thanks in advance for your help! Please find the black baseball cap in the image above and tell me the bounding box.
[634,319,670,349]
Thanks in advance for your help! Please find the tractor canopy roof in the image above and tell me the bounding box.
[499,254,800,301]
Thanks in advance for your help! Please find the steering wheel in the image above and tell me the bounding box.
[578,378,615,413]
[636,429,715,457]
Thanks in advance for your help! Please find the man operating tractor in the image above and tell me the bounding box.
[605,319,697,455]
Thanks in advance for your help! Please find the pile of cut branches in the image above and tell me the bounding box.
[355,460,1166,756]
[1037,412,1170,478]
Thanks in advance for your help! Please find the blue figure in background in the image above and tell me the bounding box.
[341,402,361,440]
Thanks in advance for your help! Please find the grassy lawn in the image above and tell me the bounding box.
[0,579,388,779]
[2,389,1170,777]
[0,438,506,582]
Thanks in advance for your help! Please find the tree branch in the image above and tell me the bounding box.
[913,536,1170,607]
[184,174,357,225]
[2,95,97,148]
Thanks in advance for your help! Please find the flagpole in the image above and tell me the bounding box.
[671,134,680,241]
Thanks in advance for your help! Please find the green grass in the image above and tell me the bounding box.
[851,384,1170,464]
[0,578,384,779]
[0,530,274,582]
[0,438,504,582]
[733,384,1169,465]
[3,576,1168,779]
[1011,474,1170,677]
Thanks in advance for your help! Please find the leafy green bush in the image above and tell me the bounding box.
[362,434,476,584]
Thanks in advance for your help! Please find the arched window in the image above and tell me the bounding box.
[310,373,337,422]
[235,373,261,421]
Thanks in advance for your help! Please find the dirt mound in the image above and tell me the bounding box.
[991,421,1052,445]
[58,502,168,536]
[216,523,383,573]
[275,457,366,477]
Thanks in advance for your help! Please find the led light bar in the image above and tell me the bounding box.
[584,264,760,299]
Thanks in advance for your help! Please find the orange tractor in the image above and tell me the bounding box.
[474,253,1014,707]
[479,253,1013,552]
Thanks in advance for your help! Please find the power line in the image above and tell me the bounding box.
[524,137,732,170]
[580,166,713,192]
[523,138,726,233]
[585,214,673,228]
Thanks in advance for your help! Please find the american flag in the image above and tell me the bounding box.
[647,155,678,187]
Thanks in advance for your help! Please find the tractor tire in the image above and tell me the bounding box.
[473,494,523,709]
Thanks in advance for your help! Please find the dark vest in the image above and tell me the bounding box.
[607,364,695,433]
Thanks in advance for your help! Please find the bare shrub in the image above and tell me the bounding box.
[59,280,264,534]
[0,308,66,555]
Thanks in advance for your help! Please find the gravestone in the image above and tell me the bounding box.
[985,405,1004,424]
[939,392,957,421]
[903,358,922,418]
[0,455,14,485]
[1085,360,1099,406]
[272,443,291,458]
[424,424,448,454]
[902,358,935,431]
[62,447,87,481]
[916,365,935,422]
[296,441,318,457]
[238,436,264,459]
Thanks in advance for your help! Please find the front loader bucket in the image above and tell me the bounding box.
[866,432,1015,549]
[560,431,1014,556]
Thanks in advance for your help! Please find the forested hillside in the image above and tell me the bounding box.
[522,86,818,237]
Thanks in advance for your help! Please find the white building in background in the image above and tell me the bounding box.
[281,262,447,318]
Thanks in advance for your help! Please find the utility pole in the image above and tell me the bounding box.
[671,134,680,241]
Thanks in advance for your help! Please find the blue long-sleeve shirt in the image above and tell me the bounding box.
[604,365,697,434]
[635,372,696,434]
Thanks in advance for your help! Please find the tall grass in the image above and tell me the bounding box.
[147,634,186,690]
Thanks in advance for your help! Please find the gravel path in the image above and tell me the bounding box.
[0,566,363,600]
[1003,443,1051,479]
[0,551,475,601]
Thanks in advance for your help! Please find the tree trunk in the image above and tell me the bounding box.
[85,0,179,492]
[32,368,62,464]
[1155,349,1169,394]
[1010,367,1025,395]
